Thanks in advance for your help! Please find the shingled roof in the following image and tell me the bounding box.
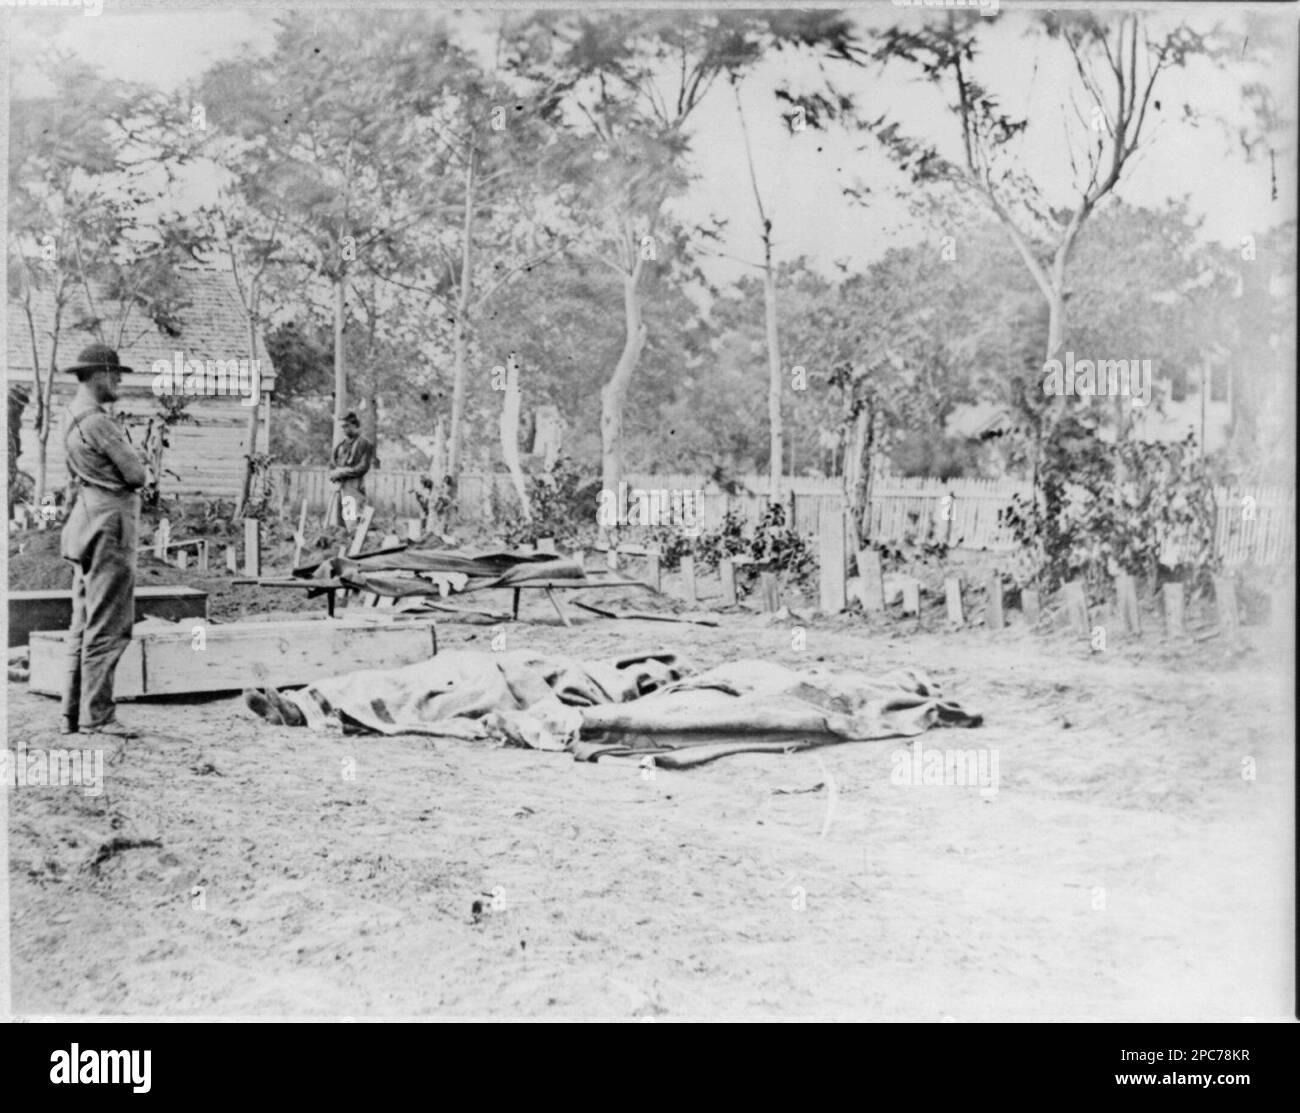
[7,262,274,386]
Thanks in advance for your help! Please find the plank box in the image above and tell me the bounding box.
[28,616,438,698]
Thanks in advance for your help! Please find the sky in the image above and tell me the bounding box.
[7,3,1296,293]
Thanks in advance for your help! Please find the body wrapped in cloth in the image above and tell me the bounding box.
[269,650,982,768]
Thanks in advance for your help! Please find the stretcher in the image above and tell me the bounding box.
[236,544,659,625]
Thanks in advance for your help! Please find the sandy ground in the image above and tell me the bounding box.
[4,591,1294,1021]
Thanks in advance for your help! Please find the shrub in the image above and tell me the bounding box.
[747,503,817,587]
[1002,426,1218,595]
[494,456,600,549]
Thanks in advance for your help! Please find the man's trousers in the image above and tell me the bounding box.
[60,486,139,730]
[325,477,367,529]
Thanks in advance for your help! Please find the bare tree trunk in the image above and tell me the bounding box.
[844,403,871,548]
[1028,282,1070,573]
[332,272,346,439]
[446,146,476,497]
[18,296,46,506]
[600,268,647,503]
[425,416,447,533]
[363,388,379,447]
[736,87,784,501]
[763,253,782,499]
[361,280,381,451]
[1045,289,1064,365]
[234,283,262,519]
[500,352,530,521]
[36,439,48,507]
[36,312,62,506]
[447,317,469,484]
[430,418,446,484]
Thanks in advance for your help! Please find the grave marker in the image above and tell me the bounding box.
[154,518,170,560]
[680,555,697,604]
[719,558,737,607]
[986,571,1004,630]
[818,509,847,614]
[944,577,964,625]
[1116,573,1141,634]
[1063,581,1090,635]
[900,577,921,618]
[1161,583,1185,637]
[243,519,260,578]
[857,548,885,614]
[1021,588,1041,626]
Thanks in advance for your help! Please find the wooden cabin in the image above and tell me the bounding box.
[7,264,274,502]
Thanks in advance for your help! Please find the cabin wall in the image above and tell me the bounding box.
[13,380,272,501]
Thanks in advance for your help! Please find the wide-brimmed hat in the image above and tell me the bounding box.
[65,343,133,380]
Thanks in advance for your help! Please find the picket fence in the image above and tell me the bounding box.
[267,466,1294,567]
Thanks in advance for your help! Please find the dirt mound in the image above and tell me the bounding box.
[9,529,74,591]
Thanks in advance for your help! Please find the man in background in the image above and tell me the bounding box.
[326,411,375,528]
[59,344,147,737]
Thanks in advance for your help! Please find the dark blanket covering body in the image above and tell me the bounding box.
[282,650,982,767]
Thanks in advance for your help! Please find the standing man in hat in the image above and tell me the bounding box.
[60,344,146,737]
[325,411,375,529]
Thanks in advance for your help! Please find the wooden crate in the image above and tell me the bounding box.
[9,586,210,648]
[29,616,438,698]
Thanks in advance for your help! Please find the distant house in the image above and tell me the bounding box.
[7,264,274,500]
[945,402,1014,441]
[946,368,1236,471]
[1132,362,1232,453]
[944,402,1015,477]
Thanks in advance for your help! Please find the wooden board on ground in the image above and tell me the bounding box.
[571,601,718,627]
[9,587,210,648]
[402,599,512,622]
[27,617,438,699]
[760,571,780,613]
